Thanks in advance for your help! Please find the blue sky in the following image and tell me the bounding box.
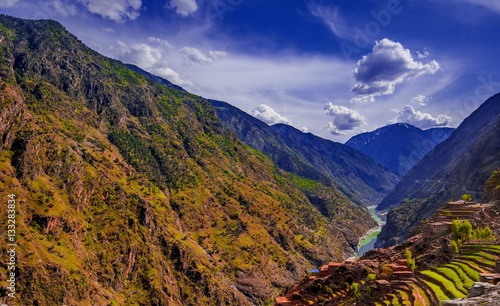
[1,0,500,142]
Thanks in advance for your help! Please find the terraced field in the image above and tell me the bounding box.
[372,244,499,305]
[284,244,499,305]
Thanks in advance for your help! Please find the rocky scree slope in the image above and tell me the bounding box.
[0,16,375,305]
[210,100,400,206]
[346,123,454,176]
[377,93,500,247]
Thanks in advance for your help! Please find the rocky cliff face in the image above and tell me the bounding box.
[0,16,375,305]
[346,123,454,176]
[377,93,500,247]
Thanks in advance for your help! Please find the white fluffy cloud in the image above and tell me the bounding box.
[416,49,429,59]
[324,122,347,135]
[117,41,162,69]
[151,67,193,87]
[412,95,428,106]
[116,41,192,87]
[392,105,451,129]
[169,0,198,16]
[180,47,228,65]
[251,104,289,125]
[351,39,440,103]
[147,37,173,48]
[78,0,142,22]
[324,103,366,135]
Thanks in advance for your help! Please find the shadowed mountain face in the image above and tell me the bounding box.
[0,15,376,305]
[346,123,454,176]
[377,93,500,247]
[210,100,400,206]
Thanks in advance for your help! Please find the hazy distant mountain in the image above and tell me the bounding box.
[210,100,400,206]
[377,93,500,247]
[346,123,455,176]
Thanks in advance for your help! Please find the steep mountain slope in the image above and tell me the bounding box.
[0,16,375,305]
[209,100,330,183]
[271,124,400,206]
[346,123,454,176]
[377,93,500,247]
[210,100,400,206]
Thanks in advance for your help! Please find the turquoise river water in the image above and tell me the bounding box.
[356,206,385,258]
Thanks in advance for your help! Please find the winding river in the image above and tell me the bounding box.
[356,206,385,258]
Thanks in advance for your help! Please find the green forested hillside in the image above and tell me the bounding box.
[0,15,375,305]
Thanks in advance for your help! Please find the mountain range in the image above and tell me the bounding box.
[346,123,455,176]
[377,93,500,247]
[1,13,500,306]
[210,100,400,206]
[0,16,376,305]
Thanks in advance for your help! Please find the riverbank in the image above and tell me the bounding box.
[356,206,386,257]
